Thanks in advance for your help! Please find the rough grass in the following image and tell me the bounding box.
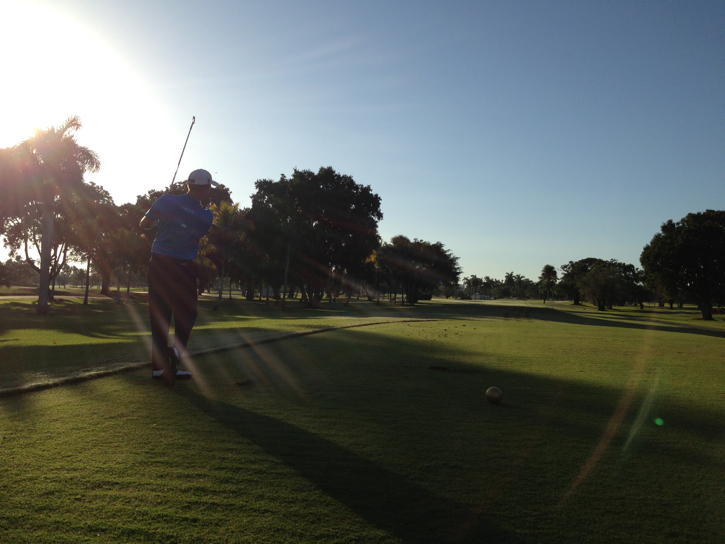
[1,299,723,542]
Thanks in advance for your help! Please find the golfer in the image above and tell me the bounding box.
[140,169,217,385]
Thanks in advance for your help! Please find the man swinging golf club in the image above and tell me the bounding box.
[140,169,217,385]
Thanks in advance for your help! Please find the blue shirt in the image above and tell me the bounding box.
[144,193,214,260]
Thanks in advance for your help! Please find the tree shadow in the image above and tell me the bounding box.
[179,327,723,541]
[180,387,520,544]
[2,299,723,394]
[546,307,725,339]
[423,303,725,340]
[2,314,722,541]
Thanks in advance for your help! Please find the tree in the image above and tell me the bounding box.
[3,180,109,300]
[63,182,118,302]
[539,264,558,303]
[378,236,460,305]
[247,175,298,304]
[569,258,646,311]
[641,210,725,320]
[1,117,100,313]
[577,261,617,311]
[2,257,38,286]
[482,276,496,299]
[559,258,599,304]
[248,167,382,307]
[208,201,248,307]
[0,261,10,288]
[503,270,516,298]
[110,202,153,299]
[463,274,483,299]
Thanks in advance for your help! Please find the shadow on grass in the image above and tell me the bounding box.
[181,387,521,544]
[549,308,725,339]
[432,303,725,340]
[180,327,723,542]
[5,297,724,338]
[2,320,723,542]
[0,323,349,391]
[1,299,723,393]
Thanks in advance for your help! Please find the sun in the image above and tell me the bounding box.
[0,2,99,146]
[0,1,178,205]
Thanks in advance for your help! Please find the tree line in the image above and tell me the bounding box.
[0,116,461,312]
[459,210,724,320]
[1,117,722,318]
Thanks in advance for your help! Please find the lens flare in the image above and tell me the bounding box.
[561,323,657,503]
[621,370,659,453]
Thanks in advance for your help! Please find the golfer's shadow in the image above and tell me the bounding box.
[181,389,519,544]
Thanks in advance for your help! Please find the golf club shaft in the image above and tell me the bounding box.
[170,116,196,190]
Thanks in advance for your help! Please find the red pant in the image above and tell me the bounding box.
[147,254,198,371]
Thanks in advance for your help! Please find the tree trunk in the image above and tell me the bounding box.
[245,279,255,301]
[100,265,112,296]
[217,254,225,307]
[700,303,713,320]
[228,276,233,300]
[126,264,131,299]
[115,270,122,304]
[37,203,54,314]
[84,258,91,305]
[282,242,291,309]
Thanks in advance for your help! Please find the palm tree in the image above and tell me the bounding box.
[19,116,100,313]
[539,264,558,303]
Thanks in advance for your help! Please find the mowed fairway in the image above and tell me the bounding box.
[1,302,723,542]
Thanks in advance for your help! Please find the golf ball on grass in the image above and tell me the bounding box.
[486,386,503,404]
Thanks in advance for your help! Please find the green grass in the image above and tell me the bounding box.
[0,295,428,392]
[547,299,725,330]
[0,299,723,542]
[0,286,39,296]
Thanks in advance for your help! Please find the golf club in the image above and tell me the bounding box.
[169,115,195,191]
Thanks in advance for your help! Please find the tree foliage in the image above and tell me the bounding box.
[248,167,383,305]
[539,264,558,303]
[559,258,599,305]
[377,236,460,305]
[560,258,645,310]
[208,201,249,306]
[641,210,725,320]
[0,116,100,312]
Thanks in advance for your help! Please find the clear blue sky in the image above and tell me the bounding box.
[2,0,723,280]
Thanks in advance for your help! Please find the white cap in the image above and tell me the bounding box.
[184,168,219,186]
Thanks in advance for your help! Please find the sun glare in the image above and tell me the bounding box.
[0,1,178,204]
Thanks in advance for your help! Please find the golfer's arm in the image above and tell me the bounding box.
[139,216,158,230]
